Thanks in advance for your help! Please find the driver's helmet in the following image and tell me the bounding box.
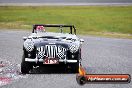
[36,26,45,33]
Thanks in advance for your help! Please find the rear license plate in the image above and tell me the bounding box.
[43,58,59,64]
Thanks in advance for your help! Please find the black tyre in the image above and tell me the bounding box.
[71,61,79,73]
[21,53,32,74]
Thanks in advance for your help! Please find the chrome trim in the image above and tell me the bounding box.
[25,58,77,63]
[59,59,77,63]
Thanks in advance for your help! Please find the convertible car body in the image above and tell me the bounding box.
[21,24,84,74]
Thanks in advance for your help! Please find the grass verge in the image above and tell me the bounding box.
[0,6,132,38]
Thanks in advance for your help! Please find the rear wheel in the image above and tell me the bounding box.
[21,53,32,74]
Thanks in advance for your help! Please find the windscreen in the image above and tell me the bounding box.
[34,25,71,34]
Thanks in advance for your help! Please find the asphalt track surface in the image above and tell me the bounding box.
[0,3,132,6]
[0,30,132,88]
[1,0,132,6]
[0,0,132,3]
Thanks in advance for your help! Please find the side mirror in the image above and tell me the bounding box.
[80,39,84,43]
[23,37,27,41]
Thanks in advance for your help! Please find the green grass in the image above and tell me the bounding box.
[0,6,132,38]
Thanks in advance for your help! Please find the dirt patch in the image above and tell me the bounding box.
[0,60,27,86]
